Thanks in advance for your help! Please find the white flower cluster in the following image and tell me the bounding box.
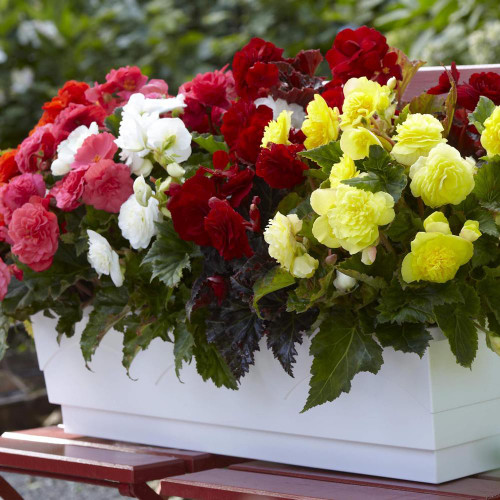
[87,230,123,287]
[115,93,190,176]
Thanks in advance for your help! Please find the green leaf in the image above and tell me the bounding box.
[0,311,9,362]
[394,103,410,126]
[467,208,499,238]
[277,192,301,215]
[287,269,336,313]
[377,279,463,324]
[252,266,295,318]
[51,291,83,340]
[299,141,343,172]
[142,220,197,288]
[394,48,425,101]
[80,284,130,364]
[302,312,383,412]
[191,132,228,154]
[408,92,444,115]
[442,70,457,138]
[473,161,500,211]
[346,145,407,202]
[471,235,499,268]
[468,96,496,134]
[386,207,423,242]
[338,248,397,288]
[173,319,194,378]
[478,267,500,324]
[105,107,123,137]
[303,168,328,181]
[375,322,432,358]
[190,311,238,390]
[434,298,479,368]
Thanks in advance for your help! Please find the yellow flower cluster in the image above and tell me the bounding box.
[263,212,319,278]
[261,110,291,148]
[329,154,359,187]
[301,95,340,150]
[340,77,392,129]
[391,113,446,166]
[481,106,500,157]
[310,184,395,254]
[409,143,476,207]
[402,213,479,283]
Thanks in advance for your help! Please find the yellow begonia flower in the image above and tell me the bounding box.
[481,106,500,157]
[409,143,476,207]
[261,110,291,148]
[402,232,473,283]
[391,113,446,166]
[460,220,482,242]
[329,154,359,187]
[263,212,318,278]
[423,212,451,234]
[301,94,340,150]
[340,77,392,129]
[311,184,395,254]
[340,127,382,160]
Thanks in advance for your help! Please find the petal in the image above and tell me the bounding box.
[310,188,336,215]
[312,215,340,248]
[401,253,416,283]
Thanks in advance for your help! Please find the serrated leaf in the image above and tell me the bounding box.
[386,207,424,242]
[142,220,196,287]
[105,107,123,137]
[408,92,445,115]
[276,192,301,215]
[51,291,83,340]
[266,309,317,376]
[473,161,500,211]
[347,145,407,202]
[252,266,295,318]
[468,96,496,134]
[192,132,228,154]
[471,235,498,268]
[375,322,432,358]
[377,279,463,324]
[478,267,500,324]
[286,269,336,313]
[173,319,194,378]
[468,207,499,238]
[81,284,130,364]
[338,248,397,287]
[302,312,383,412]
[299,141,343,172]
[303,168,328,181]
[395,104,410,126]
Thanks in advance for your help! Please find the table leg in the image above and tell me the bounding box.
[0,475,23,500]
[118,482,163,500]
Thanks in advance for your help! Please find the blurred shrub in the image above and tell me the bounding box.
[0,0,499,148]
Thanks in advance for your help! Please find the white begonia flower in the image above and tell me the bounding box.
[115,93,187,172]
[255,97,306,129]
[118,195,161,250]
[87,230,124,287]
[51,122,99,176]
[333,271,357,292]
[133,176,152,207]
[361,246,377,265]
[146,117,192,166]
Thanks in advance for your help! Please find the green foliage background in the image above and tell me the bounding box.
[1,0,499,148]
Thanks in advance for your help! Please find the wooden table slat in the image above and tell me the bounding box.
[2,426,244,472]
[0,437,185,484]
[160,468,464,500]
[229,460,500,499]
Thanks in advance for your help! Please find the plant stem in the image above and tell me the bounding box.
[379,232,395,254]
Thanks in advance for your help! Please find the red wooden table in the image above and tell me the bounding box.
[1,427,500,499]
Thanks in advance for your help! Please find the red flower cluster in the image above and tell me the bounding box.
[326,26,402,85]
[221,100,273,164]
[0,149,20,184]
[179,66,236,133]
[256,143,308,189]
[233,38,284,99]
[428,63,500,110]
[167,153,257,260]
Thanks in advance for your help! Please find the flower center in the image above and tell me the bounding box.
[416,246,456,281]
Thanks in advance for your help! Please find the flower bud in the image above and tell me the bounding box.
[387,76,397,90]
[133,175,152,207]
[361,246,377,265]
[166,162,185,179]
[325,253,338,265]
[333,271,357,292]
[459,220,481,242]
[423,212,451,234]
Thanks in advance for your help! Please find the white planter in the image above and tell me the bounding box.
[33,312,500,484]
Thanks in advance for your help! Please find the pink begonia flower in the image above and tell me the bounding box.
[72,132,118,171]
[106,66,148,100]
[51,170,86,212]
[0,257,11,301]
[82,159,133,213]
[52,103,107,144]
[0,173,46,223]
[140,79,170,98]
[8,198,59,272]
[15,125,56,174]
